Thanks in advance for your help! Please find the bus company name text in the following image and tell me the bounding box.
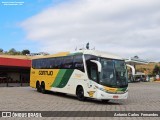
[39,71,53,76]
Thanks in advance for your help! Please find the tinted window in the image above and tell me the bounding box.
[32,55,84,71]
[62,56,73,69]
[32,60,35,68]
[32,59,41,69]
[54,57,62,69]
[49,58,56,68]
[73,55,84,72]
[43,58,50,68]
[32,57,62,69]
[85,55,98,81]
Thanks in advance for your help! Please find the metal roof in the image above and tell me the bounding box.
[125,57,149,65]
[76,50,123,60]
[0,57,31,67]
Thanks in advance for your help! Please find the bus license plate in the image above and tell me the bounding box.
[113,95,119,99]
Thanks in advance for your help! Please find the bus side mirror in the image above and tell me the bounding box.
[90,60,102,73]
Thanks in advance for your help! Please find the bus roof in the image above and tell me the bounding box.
[32,50,123,60]
[74,50,122,60]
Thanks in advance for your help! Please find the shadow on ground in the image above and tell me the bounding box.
[32,89,124,105]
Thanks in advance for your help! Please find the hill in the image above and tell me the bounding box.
[136,63,160,75]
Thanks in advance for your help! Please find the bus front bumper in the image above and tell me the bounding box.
[96,89,128,100]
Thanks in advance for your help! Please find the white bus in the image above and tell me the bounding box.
[30,50,128,101]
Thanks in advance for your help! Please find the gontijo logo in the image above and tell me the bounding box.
[39,71,53,76]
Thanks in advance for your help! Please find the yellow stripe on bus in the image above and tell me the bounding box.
[103,86,118,92]
[32,52,70,59]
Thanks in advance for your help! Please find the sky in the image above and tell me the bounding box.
[0,0,160,61]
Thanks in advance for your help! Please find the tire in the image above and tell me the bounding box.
[41,82,46,94]
[76,86,85,101]
[36,82,41,92]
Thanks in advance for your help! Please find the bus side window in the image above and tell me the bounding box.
[85,55,98,82]
[32,60,36,69]
[62,56,73,69]
[36,59,41,69]
[90,66,98,81]
[46,58,51,68]
[73,55,84,72]
[54,57,62,69]
[43,58,49,68]
[49,58,55,68]
[41,59,45,69]
[88,62,98,82]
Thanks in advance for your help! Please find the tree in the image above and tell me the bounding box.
[152,65,160,75]
[22,49,30,55]
[134,55,139,59]
[0,48,3,53]
[8,48,17,55]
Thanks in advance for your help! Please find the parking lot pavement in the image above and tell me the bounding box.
[0,82,160,119]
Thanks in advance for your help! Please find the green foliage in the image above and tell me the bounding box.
[0,48,31,55]
[134,55,139,59]
[152,65,160,75]
[0,48,3,53]
[22,49,30,55]
[7,48,22,55]
[143,68,146,71]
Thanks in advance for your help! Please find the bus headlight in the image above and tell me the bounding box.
[95,85,128,94]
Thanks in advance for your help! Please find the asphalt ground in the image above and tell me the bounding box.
[0,82,159,120]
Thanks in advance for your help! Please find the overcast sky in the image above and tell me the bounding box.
[20,0,160,61]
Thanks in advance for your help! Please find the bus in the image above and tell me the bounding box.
[30,50,128,101]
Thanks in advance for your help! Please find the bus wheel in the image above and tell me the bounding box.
[36,81,41,92]
[41,82,46,94]
[76,86,85,101]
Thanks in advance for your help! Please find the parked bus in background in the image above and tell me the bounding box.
[30,50,128,101]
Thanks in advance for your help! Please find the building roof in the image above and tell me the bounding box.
[125,57,149,65]
[0,54,32,59]
[0,57,31,67]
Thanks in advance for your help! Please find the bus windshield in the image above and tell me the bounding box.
[99,58,128,88]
